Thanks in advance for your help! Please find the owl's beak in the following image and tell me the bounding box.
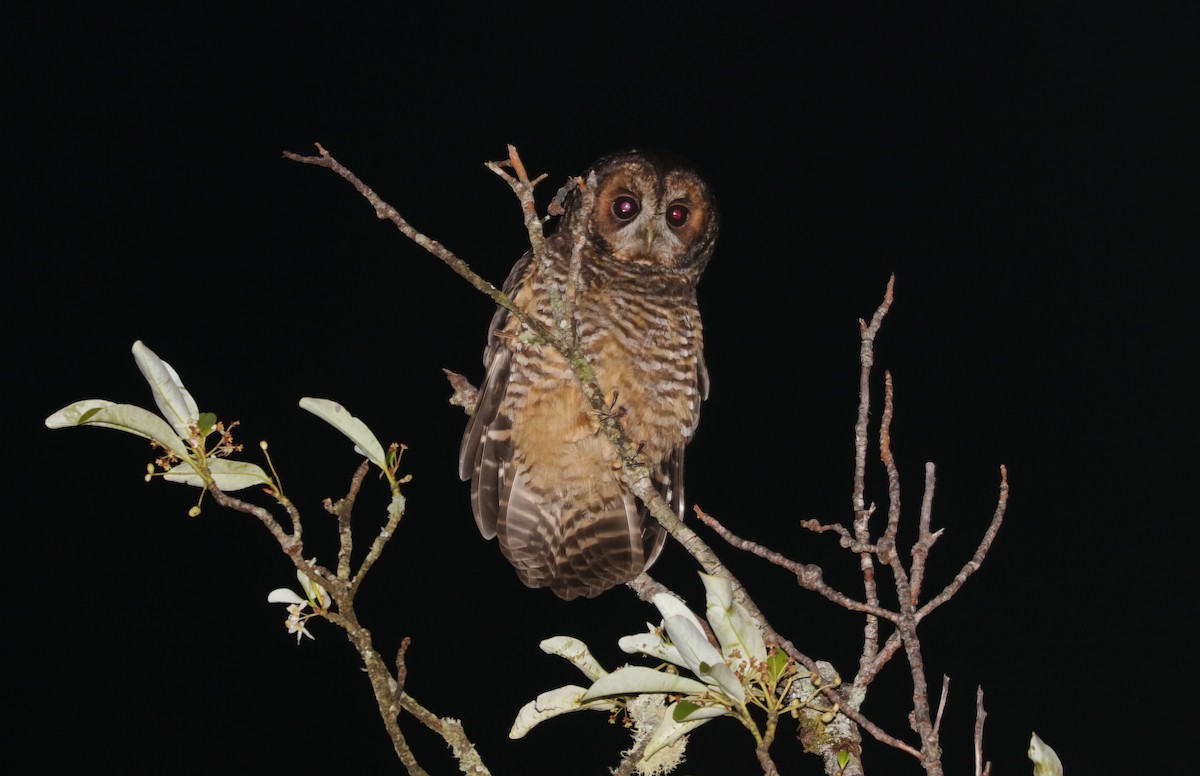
[643,227,657,253]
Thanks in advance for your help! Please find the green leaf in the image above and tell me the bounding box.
[197,411,218,436]
[672,700,701,721]
[837,750,850,768]
[299,398,387,471]
[766,649,790,681]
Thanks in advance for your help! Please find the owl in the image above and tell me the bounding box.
[459,149,719,600]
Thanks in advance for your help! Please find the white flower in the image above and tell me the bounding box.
[284,603,315,643]
[268,565,331,643]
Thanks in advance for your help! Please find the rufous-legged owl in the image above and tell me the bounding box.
[460,149,718,599]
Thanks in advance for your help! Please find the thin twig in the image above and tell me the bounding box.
[932,674,949,738]
[974,685,989,776]
[283,146,556,349]
[875,365,951,770]
[326,458,370,580]
[915,466,1008,620]
[854,275,894,673]
[909,462,941,601]
[880,371,903,547]
[696,507,897,621]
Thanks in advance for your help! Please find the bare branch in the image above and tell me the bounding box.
[696,506,898,622]
[909,462,941,601]
[485,144,550,266]
[755,742,781,776]
[210,445,486,773]
[932,674,950,738]
[324,458,370,580]
[611,734,651,776]
[974,686,990,776]
[351,484,407,596]
[853,275,894,673]
[915,465,1008,620]
[625,571,673,603]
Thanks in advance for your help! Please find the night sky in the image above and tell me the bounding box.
[10,7,1191,775]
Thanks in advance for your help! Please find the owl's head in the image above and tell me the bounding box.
[556,149,719,277]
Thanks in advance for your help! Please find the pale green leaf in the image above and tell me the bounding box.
[299,398,387,470]
[163,459,272,491]
[618,631,687,669]
[132,341,199,439]
[509,685,615,739]
[45,399,189,458]
[700,572,767,673]
[1028,732,1064,776]
[643,701,725,759]
[662,615,744,703]
[268,588,306,605]
[581,666,709,702]
[651,592,709,637]
[539,637,609,681]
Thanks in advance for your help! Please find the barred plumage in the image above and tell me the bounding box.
[460,150,718,599]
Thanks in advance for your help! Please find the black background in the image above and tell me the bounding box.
[9,5,1191,774]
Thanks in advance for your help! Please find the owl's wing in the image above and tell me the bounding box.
[460,346,510,539]
[459,252,535,538]
[554,484,651,598]
[543,443,685,596]
[635,450,681,573]
[644,350,707,568]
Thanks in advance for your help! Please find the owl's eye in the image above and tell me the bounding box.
[612,195,640,220]
[665,203,690,228]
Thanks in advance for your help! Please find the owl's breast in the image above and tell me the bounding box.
[582,294,703,461]
[503,268,703,475]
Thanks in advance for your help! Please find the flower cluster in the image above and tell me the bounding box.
[267,565,332,643]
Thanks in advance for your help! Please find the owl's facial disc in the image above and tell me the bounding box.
[580,157,715,271]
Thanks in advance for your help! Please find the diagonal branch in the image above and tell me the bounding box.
[282,144,557,350]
